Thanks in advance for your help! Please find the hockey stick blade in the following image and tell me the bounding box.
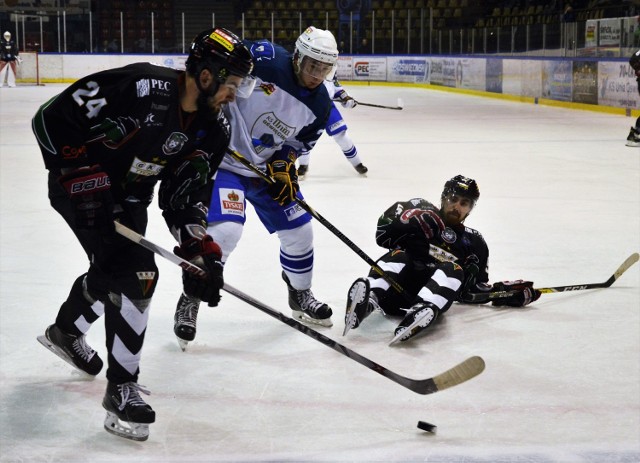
[538,252,639,293]
[355,100,403,110]
[466,252,639,302]
[223,283,485,395]
[113,221,486,395]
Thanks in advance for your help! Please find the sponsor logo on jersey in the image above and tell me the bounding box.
[429,245,457,263]
[136,79,150,97]
[62,144,88,160]
[143,112,163,127]
[219,188,245,217]
[259,82,276,95]
[150,79,171,91]
[441,227,457,244]
[136,271,156,297]
[129,157,164,177]
[251,112,294,154]
[284,202,305,221]
[162,132,188,155]
[136,78,171,97]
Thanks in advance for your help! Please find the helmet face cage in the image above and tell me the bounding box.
[441,175,480,207]
[3,31,10,40]
[186,28,254,85]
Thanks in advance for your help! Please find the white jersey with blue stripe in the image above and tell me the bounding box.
[219,39,332,177]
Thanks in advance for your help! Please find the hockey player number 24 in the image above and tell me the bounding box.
[72,81,107,119]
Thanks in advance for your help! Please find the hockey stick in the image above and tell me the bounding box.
[466,252,639,303]
[353,98,404,110]
[113,221,486,395]
[225,148,414,301]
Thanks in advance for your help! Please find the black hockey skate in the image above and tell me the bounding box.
[102,381,155,441]
[174,293,200,351]
[282,271,333,327]
[390,301,439,345]
[354,163,368,175]
[343,278,378,335]
[297,164,309,177]
[36,324,103,375]
[626,127,640,147]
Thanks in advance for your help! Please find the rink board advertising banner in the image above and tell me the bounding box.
[27,53,640,111]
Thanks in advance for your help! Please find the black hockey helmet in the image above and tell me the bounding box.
[186,28,254,84]
[630,49,640,72]
[441,175,480,206]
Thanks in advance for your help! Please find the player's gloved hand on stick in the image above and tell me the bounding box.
[267,158,299,205]
[336,90,357,109]
[401,208,445,240]
[458,257,480,302]
[58,165,114,233]
[174,236,224,307]
[491,280,541,307]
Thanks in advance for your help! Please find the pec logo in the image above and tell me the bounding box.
[150,79,170,91]
[354,62,369,75]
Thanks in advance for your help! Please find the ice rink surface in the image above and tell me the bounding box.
[1,82,639,463]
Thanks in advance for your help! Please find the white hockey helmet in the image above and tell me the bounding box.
[3,31,10,41]
[294,26,338,82]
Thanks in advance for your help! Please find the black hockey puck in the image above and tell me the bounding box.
[417,421,437,433]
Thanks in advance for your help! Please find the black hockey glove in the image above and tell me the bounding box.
[491,280,541,307]
[58,165,114,233]
[400,208,445,240]
[267,158,299,206]
[174,236,224,307]
[458,257,479,303]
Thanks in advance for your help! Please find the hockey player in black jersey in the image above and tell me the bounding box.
[32,28,253,441]
[344,175,541,343]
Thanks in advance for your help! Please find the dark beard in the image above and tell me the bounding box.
[196,85,220,123]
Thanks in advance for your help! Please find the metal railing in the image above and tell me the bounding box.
[0,7,636,58]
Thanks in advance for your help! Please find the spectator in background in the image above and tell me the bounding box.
[107,39,119,53]
[562,2,575,22]
[357,37,369,54]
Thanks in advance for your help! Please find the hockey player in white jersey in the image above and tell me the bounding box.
[173,26,339,348]
[297,76,368,176]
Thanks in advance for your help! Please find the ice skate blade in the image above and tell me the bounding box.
[177,337,190,352]
[36,334,97,377]
[343,280,368,336]
[104,411,150,441]
[292,310,333,327]
[389,310,435,346]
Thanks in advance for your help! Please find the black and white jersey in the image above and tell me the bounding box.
[32,62,231,238]
[375,198,490,285]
